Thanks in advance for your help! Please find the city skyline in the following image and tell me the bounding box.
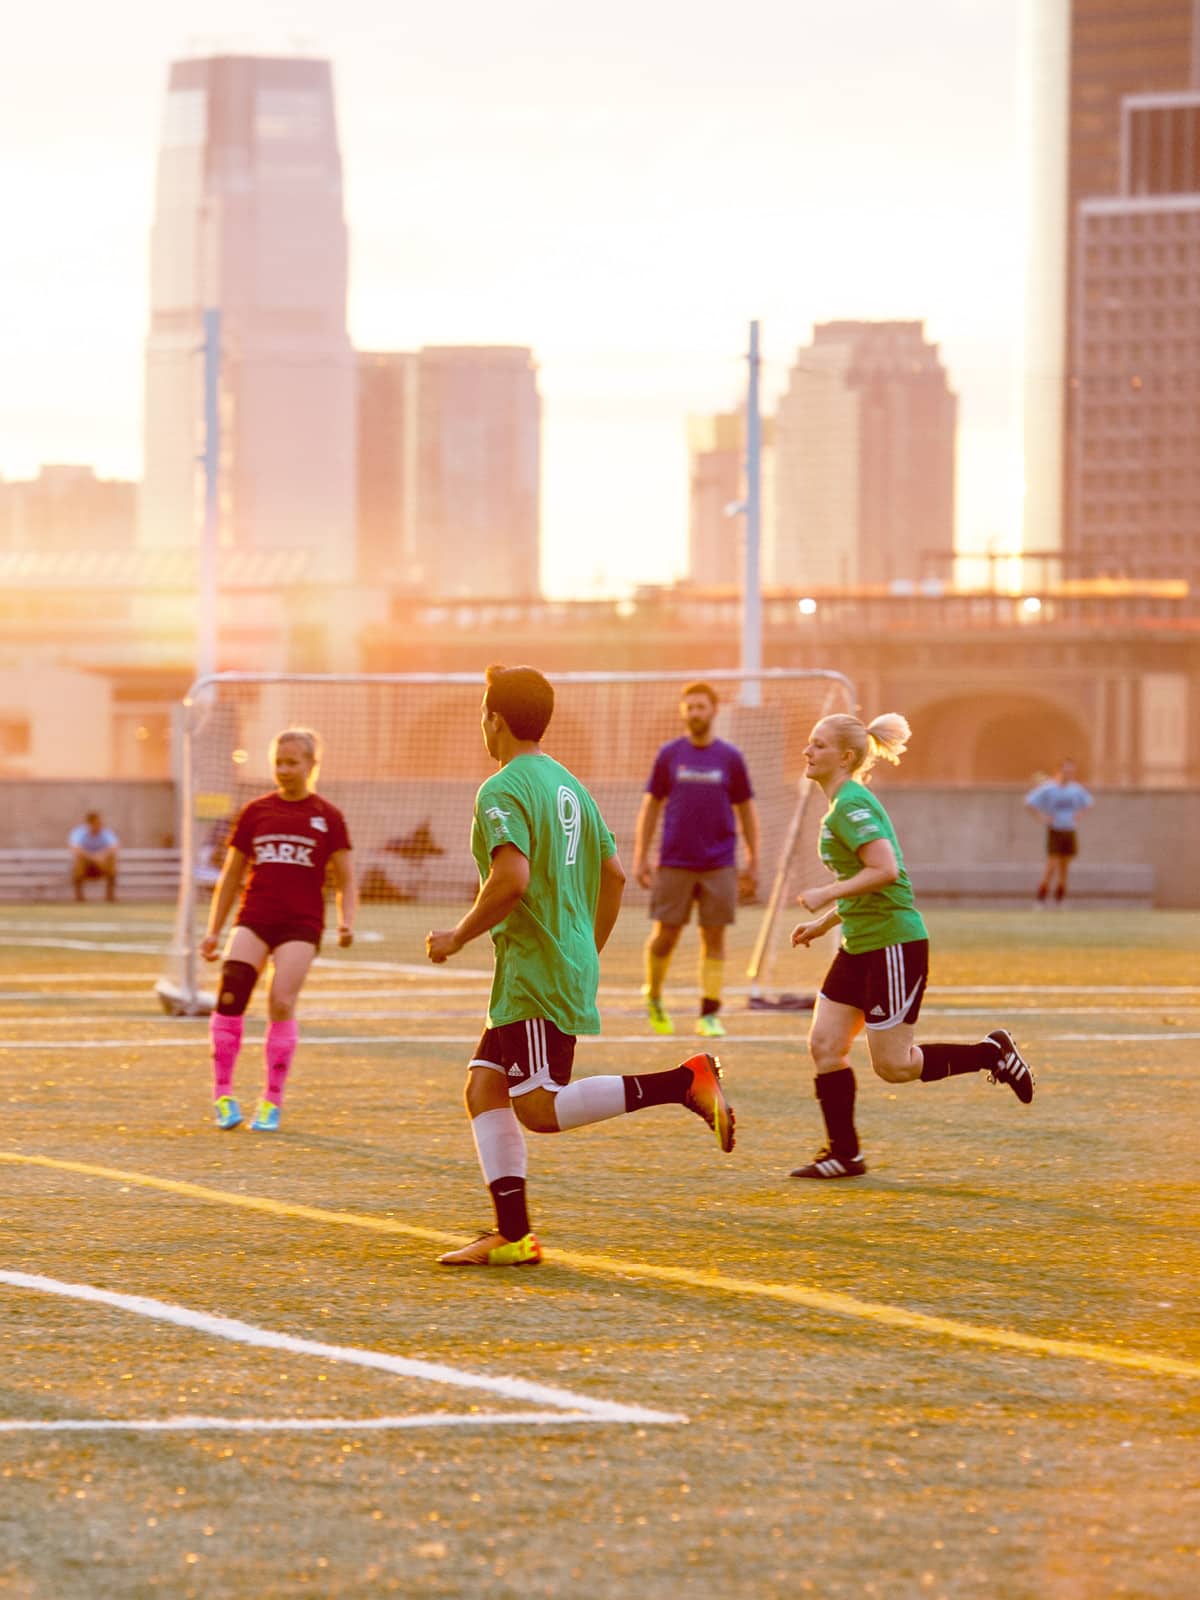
[1,0,1022,597]
[142,54,358,582]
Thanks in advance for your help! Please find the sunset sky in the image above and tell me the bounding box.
[0,0,1023,596]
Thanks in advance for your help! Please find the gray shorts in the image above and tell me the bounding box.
[650,864,738,927]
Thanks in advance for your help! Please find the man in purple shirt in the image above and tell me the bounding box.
[632,682,759,1039]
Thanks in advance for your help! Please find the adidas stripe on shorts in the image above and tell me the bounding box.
[820,938,929,1029]
[470,1017,577,1096]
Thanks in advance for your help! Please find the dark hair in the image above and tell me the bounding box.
[85,810,100,823]
[682,680,718,708]
[484,663,555,742]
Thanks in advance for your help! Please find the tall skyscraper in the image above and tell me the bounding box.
[140,55,356,583]
[356,352,418,584]
[1023,0,1195,561]
[771,322,956,590]
[413,347,541,599]
[1073,92,1200,585]
[687,413,742,588]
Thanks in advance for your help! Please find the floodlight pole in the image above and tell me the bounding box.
[741,319,763,708]
[198,307,220,683]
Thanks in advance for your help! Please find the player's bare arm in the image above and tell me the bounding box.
[200,848,248,961]
[426,842,530,963]
[791,908,841,947]
[800,838,899,913]
[735,798,760,897]
[593,851,626,954]
[632,793,663,889]
[330,848,357,947]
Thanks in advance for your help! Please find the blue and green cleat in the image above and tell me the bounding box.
[249,1099,281,1132]
[213,1095,242,1131]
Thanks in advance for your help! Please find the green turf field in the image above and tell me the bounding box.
[1,903,1197,1598]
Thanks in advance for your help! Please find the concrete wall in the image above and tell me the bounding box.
[1,779,1195,907]
[0,782,176,849]
[879,783,1199,908]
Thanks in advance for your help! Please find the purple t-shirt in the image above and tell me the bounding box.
[648,737,753,871]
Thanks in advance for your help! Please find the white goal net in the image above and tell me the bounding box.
[156,669,855,1014]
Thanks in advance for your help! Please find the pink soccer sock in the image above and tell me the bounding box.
[264,1019,299,1105]
[210,1013,244,1098]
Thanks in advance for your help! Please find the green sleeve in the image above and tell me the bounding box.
[831,794,887,853]
[476,776,532,858]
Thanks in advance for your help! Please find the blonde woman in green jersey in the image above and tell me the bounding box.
[789,713,1035,1180]
[426,664,735,1266]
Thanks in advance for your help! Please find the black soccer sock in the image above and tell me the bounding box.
[623,1064,691,1112]
[919,1038,1001,1082]
[488,1177,531,1242]
[700,997,721,1018]
[815,1067,858,1161]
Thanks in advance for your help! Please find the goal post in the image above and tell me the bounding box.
[748,668,851,1004]
[156,668,855,1015]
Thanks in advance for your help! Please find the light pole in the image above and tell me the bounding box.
[198,307,220,684]
[741,318,763,707]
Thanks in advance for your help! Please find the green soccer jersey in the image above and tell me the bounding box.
[471,752,617,1035]
[818,779,927,954]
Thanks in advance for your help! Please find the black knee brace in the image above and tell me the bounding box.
[216,960,258,1016]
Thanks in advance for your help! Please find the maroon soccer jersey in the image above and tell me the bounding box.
[230,792,351,934]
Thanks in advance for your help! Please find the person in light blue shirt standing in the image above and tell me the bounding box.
[1025,759,1093,907]
[68,810,120,902]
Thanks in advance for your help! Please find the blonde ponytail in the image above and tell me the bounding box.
[817,712,912,780]
[864,713,911,773]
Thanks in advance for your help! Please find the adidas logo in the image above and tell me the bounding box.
[870,1006,885,1017]
[507,1064,522,1078]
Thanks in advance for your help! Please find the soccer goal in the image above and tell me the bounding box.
[155,668,855,1014]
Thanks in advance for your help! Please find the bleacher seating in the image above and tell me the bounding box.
[0,848,182,902]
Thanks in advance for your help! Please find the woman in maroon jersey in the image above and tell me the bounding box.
[200,727,356,1132]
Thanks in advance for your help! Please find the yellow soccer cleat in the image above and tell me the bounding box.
[437,1230,543,1267]
[695,1013,726,1039]
[646,995,675,1035]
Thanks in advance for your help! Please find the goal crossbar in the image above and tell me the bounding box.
[157,668,856,1015]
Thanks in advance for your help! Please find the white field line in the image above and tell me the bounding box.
[0,937,167,955]
[0,989,489,1005]
[0,973,161,984]
[310,958,493,978]
[6,1003,1200,1031]
[918,984,1200,995]
[0,1411,654,1435]
[0,1270,685,1429]
[0,919,172,934]
[5,967,1200,998]
[4,1030,1200,1052]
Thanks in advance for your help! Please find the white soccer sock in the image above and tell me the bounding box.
[469,1106,527,1184]
[554,1075,627,1130]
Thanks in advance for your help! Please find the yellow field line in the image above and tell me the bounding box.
[3,1150,1197,1382]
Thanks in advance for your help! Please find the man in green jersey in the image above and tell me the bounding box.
[788,712,1034,1179]
[426,664,735,1266]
